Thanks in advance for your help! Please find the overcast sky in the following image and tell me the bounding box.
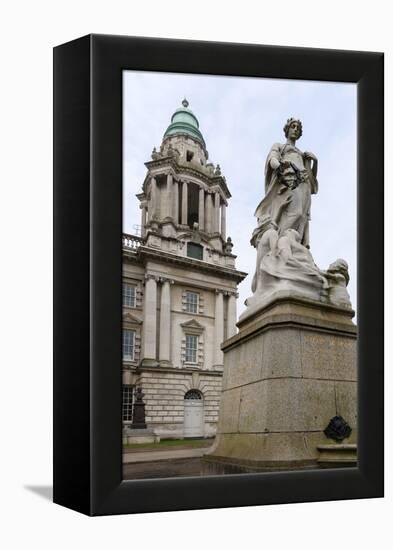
[123,71,357,315]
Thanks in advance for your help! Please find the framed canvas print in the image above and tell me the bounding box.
[53,34,383,516]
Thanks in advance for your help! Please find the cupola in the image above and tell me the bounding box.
[163,99,206,147]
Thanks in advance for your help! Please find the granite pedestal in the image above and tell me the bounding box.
[205,295,357,472]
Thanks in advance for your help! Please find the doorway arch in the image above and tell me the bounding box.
[183,390,204,438]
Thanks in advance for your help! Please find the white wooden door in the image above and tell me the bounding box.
[184,399,204,438]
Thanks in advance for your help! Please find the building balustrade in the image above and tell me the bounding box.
[122,233,144,250]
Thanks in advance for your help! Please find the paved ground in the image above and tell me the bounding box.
[122,442,217,480]
[123,446,211,464]
[123,439,212,454]
[123,457,208,480]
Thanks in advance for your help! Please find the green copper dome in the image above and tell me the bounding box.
[163,99,206,146]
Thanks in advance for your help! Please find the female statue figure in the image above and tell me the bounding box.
[254,118,318,248]
[242,117,353,316]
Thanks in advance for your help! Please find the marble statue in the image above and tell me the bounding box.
[325,259,351,307]
[254,118,318,248]
[243,118,352,315]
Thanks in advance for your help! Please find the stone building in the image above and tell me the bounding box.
[122,99,247,439]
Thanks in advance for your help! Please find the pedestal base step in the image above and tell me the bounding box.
[317,444,357,468]
[202,455,318,475]
[123,428,160,445]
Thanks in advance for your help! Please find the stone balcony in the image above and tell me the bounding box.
[122,233,144,250]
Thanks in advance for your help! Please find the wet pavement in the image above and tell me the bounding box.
[123,457,208,480]
[123,446,209,464]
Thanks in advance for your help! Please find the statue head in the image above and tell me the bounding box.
[328,259,350,285]
[283,118,303,140]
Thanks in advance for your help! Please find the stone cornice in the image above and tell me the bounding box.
[136,246,247,283]
[223,295,357,353]
[142,158,231,198]
[128,364,223,377]
[142,224,230,251]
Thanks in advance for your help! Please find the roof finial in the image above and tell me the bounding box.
[182,98,189,108]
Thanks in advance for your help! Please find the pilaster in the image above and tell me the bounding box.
[226,291,238,338]
[141,274,158,366]
[221,204,226,241]
[173,180,179,224]
[150,177,158,220]
[159,278,174,364]
[181,181,188,225]
[166,173,173,219]
[199,187,205,231]
[140,203,147,237]
[214,289,224,367]
[205,192,213,233]
[214,192,221,233]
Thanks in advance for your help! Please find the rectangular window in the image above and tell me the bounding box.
[185,291,199,313]
[122,385,134,422]
[185,334,198,363]
[123,283,136,307]
[123,329,135,361]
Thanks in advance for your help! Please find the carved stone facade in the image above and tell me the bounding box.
[123,100,247,439]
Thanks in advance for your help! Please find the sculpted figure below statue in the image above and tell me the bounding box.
[243,118,353,316]
[247,224,329,308]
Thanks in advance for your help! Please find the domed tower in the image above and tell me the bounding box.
[138,98,232,256]
[122,99,247,440]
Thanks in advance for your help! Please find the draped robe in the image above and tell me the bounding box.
[254,142,318,248]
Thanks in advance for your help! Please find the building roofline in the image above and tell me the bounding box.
[123,245,248,283]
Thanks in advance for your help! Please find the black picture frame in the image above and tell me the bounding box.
[53,34,384,516]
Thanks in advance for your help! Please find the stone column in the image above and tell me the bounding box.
[214,290,224,366]
[181,181,188,225]
[150,177,158,220]
[214,192,221,234]
[140,204,147,237]
[166,173,173,219]
[173,180,179,224]
[199,187,205,231]
[221,204,226,241]
[142,275,157,364]
[159,278,172,363]
[226,292,237,338]
[205,193,213,233]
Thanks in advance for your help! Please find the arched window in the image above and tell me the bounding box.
[187,181,199,226]
[184,389,203,400]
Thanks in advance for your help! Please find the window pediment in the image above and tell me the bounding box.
[180,318,204,334]
[178,232,209,246]
[123,312,142,324]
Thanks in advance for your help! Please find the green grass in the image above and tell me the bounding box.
[124,438,211,450]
